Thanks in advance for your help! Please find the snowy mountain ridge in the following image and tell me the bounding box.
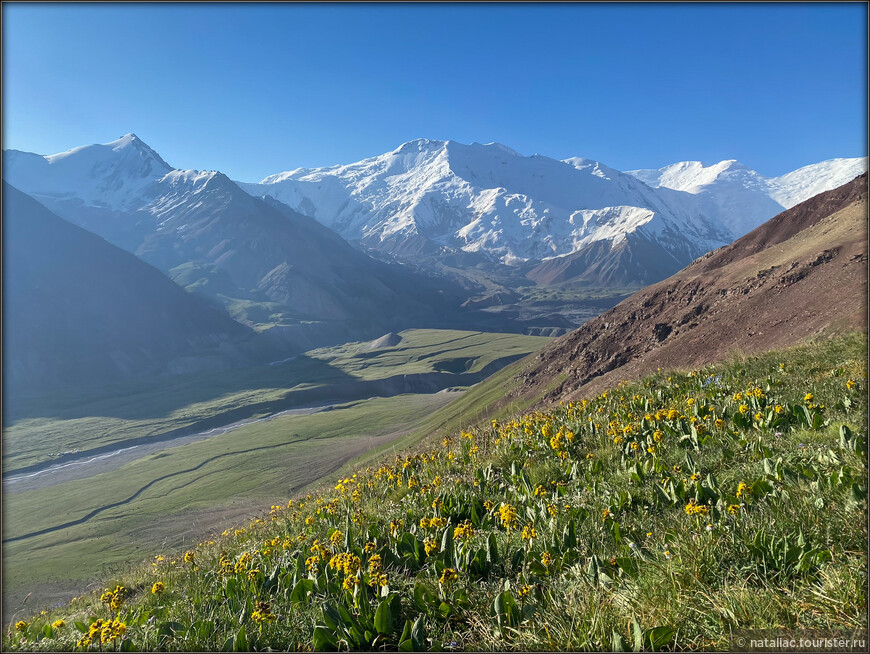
[4,134,865,283]
[239,139,866,267]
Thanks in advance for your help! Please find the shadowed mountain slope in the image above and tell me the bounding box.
[2,183,259,391]
[2,136,468,344]
[502,174,867,407]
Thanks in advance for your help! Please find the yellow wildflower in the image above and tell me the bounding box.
[439,568,458,585]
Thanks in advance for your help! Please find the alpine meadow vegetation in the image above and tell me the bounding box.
[4,333,866,651]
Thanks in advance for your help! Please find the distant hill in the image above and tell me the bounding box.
[487,173,867,409]
[2,183,258,391]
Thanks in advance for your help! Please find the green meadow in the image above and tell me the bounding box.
[3,329,550,474]
[2,330,549,619]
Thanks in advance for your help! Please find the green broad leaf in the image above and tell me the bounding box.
[322,603,342,630]
[157,622,185,637]
[74,621,89,634]
[563,520,577,550]
[234,625,247,653]
[529,560,547,576]
[470,503,481,527]
[119,638,136,652]
[400,619,412,643]
[411,615,426,650]
[312,626,338,652]
[439,602,453,618]
[644,626,675,651]
[631,617,644,652]
[654,482,673,506]
[840,424,853,448]
[43,625,53,639]
[615,557,639,579]
[493,591,520,627]
[587,554,601,583]
[399,638,415,651]
[441,524,454,561]
[486,533,499,565]
[413,582,436,612]
[225,576,240,601]
[290,578,315,605]
[221,635,234,652]
[357,590,372,620]
[611,629,629,651]
[374,598,393,635]
[338,602,360,632]
[609,520,622,545]
[193,620,214,639]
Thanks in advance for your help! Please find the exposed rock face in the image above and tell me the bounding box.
[506,174,867,406]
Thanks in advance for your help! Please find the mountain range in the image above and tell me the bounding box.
[2,135,865,390]
[239,139,866,284]
[3,135,475,348]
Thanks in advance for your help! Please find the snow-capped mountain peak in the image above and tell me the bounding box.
[237,139,737,265]
[768,157,869,209]
[4,134,173,211]
[628,159,762,195]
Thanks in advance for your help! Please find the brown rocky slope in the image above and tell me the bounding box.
[508,173,867,407]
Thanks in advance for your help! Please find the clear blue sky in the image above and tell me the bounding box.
[2,2,866,181]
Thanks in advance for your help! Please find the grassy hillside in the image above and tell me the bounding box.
[5,332,865,651]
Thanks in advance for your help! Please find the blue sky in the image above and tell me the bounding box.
[2,2,866,181]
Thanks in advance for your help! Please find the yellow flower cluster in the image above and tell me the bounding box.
[498,503,518,530]
[420,516,447,529]
[99,585,126,612]
[684,498,709,516]
[251,600,277,624]
[329,551,362,577]
[234,551,253,574]
[521,524,537,541]
[151,581,165,595]
[453,520,475,540]
[439,568,458,585]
